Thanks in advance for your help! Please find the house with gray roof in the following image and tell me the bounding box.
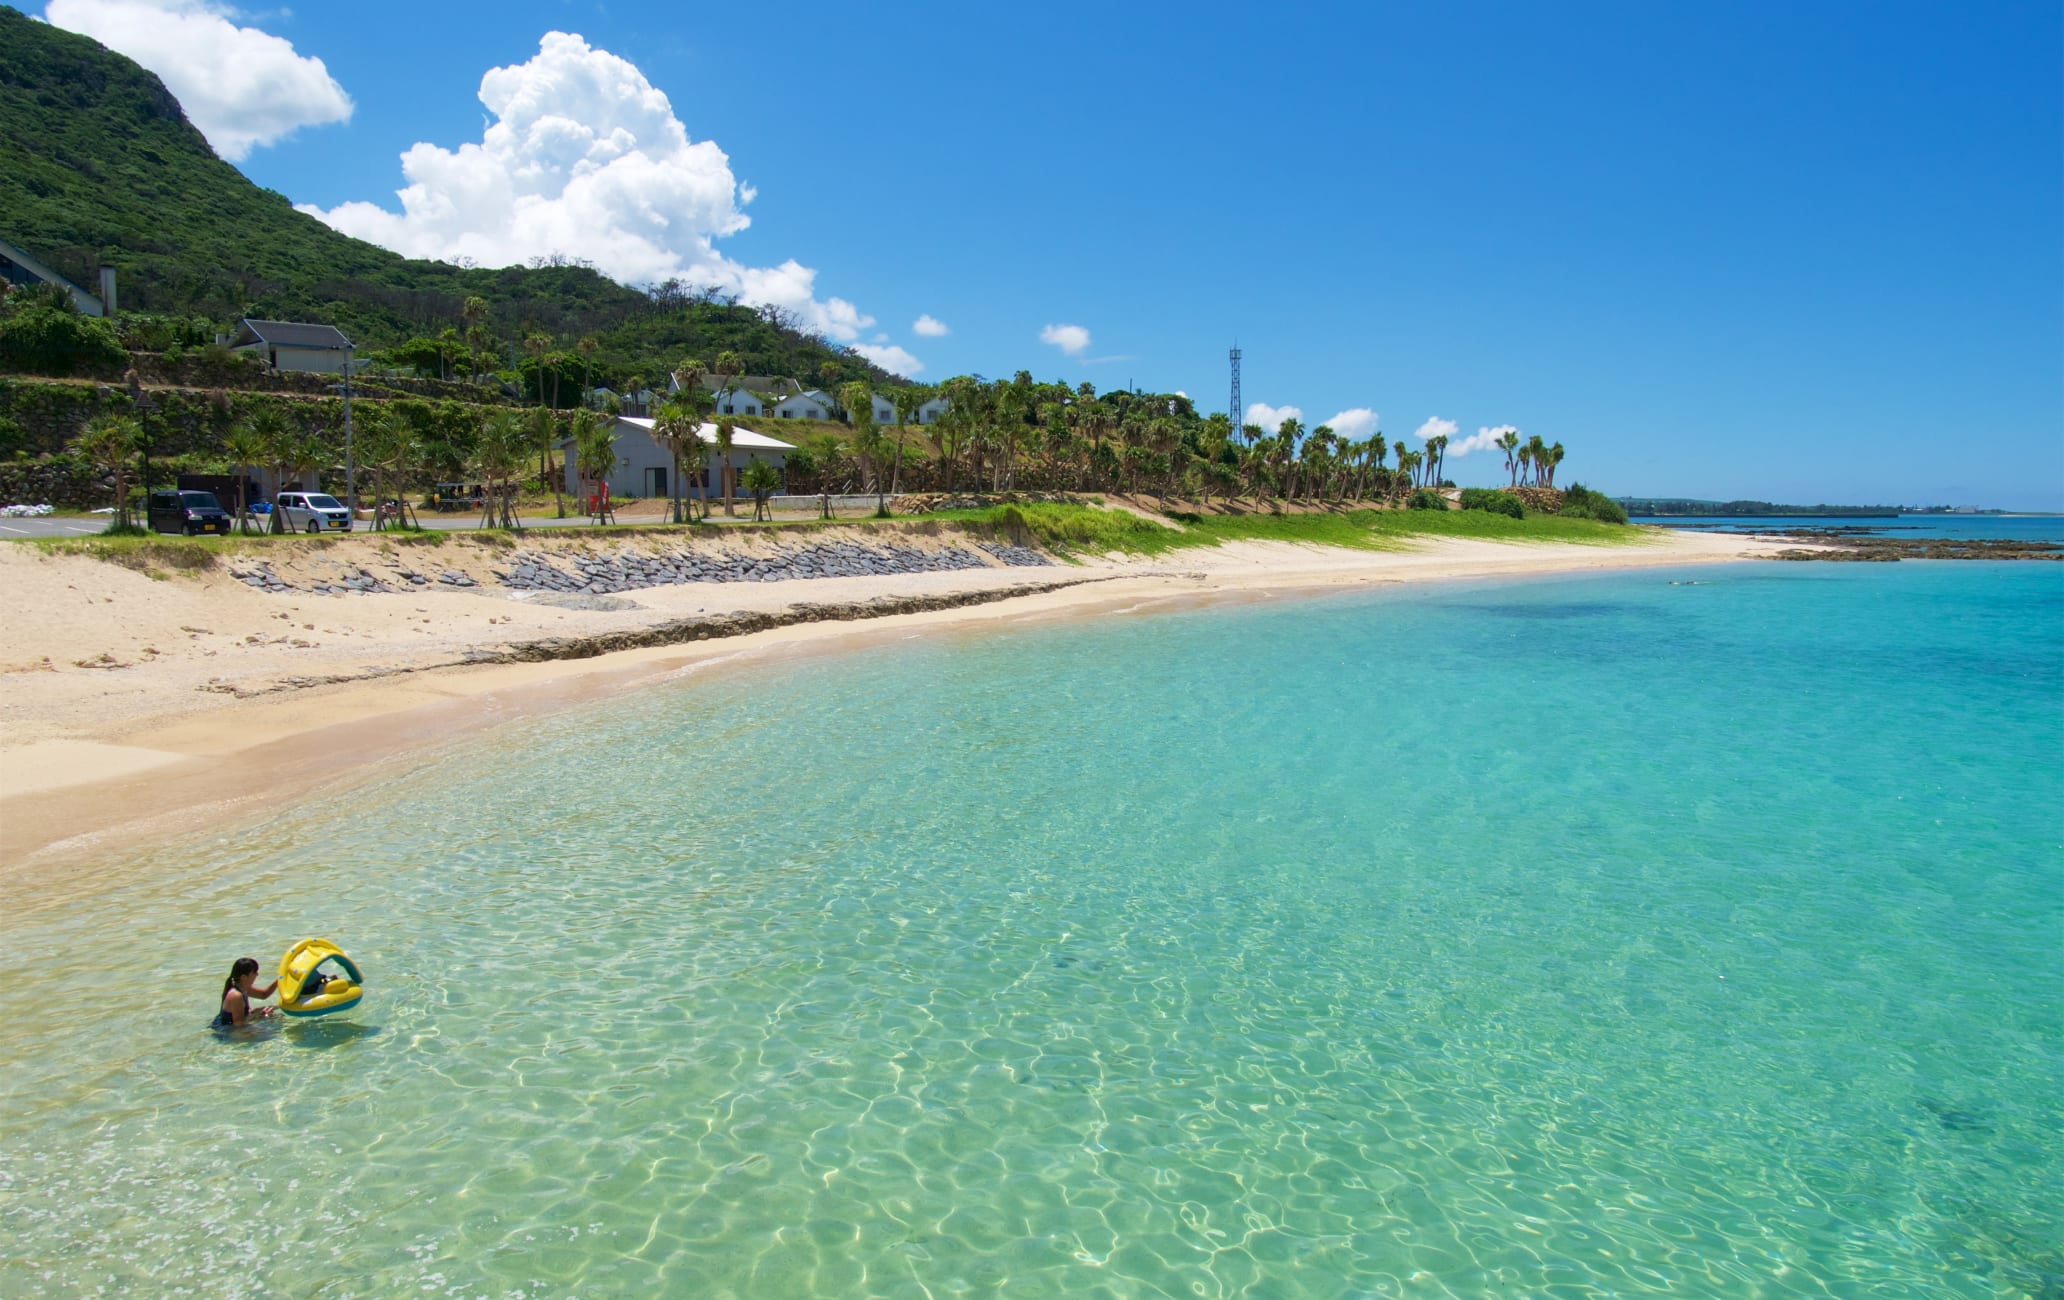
[231,318,354,374]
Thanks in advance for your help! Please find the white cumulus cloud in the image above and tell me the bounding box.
[912,314,950,337]
[45,0,353,160]
[1039,323,1091,356]
[1246,402,1304,432]
[851,343,923,376]
[1408,416,1459,445]
[1451,424,1518,457]
[1322,408,1379,440]
[298,32,874,341]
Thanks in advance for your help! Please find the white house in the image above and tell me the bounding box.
[916,395,950,425]
[770,388,837,421]
[563,416,797,500]
[231,319,353,374]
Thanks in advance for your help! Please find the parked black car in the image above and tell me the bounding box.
[147,489,234,536]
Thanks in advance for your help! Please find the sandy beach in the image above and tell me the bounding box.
[0,524,1795,886]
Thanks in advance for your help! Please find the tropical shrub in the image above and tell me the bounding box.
[1557,482,1629,524]
[1407,488,1449,511]
[1458,487,1525,518]
[0,300,128,377]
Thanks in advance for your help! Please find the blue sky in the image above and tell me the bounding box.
[41,0,2064,507]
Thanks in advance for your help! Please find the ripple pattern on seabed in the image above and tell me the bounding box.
[1,561,2059,1296]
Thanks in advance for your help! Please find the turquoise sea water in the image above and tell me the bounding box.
[2,561,2060,1297]
[1645,515,2064,542]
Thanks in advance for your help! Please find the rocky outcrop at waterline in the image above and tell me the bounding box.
[1763,532,2063,562]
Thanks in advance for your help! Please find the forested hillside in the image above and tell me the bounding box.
[0,5,895,387]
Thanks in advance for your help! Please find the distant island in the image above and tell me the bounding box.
[1616,498,2006,518]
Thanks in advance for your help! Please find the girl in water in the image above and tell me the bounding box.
[212,956,277,1028]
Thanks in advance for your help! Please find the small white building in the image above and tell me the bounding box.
[916,395,950,425]
[564,416,797,500]
[232,319,353,374]
[770,388,838,421]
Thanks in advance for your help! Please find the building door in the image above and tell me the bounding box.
[645,466,667,498]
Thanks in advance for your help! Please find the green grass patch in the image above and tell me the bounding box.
[910,503,1646,557]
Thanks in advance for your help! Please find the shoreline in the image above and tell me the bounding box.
[0,528,1796,890]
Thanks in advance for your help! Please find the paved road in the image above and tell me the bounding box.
[0,516,109,538]
[0,512,626,540]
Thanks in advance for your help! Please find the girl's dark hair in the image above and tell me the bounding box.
[222,956,259,997]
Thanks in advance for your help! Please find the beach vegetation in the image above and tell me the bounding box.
[1557,483,1630,525]
[1408,489,1449,510]
[1458,488,1527,518]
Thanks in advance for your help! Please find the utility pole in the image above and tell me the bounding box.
[342,346,357,516]
[1229,345,1242,431]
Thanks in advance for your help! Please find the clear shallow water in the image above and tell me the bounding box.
[1643,514,2064,542]
[2,563,2060,1297]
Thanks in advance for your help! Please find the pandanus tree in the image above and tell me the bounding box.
[72,414,139,531]
[741,457,781,521]
[472,410,528,529]
[1543,441,1565,488]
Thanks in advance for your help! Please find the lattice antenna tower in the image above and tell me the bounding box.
[1228,345,1242,434]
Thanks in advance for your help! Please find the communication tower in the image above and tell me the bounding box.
[1228,345,1242,431]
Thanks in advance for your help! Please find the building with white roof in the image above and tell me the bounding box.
[562,416,797,500]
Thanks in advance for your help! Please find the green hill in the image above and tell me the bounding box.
[0,5,896,388]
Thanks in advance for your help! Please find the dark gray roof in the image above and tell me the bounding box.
[237,318,353,350]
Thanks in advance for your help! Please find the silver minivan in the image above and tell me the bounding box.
[274,491,352,533]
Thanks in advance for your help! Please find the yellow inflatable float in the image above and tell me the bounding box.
[278,938,363,1018]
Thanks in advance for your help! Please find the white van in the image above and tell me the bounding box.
[274,491,352,533]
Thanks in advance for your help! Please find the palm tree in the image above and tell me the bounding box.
[1525,434,1548,487]
[1544,441,1565,488]
[1516,443,1535,488]
[1275,417,1304,503]
[840,381,883,511]
[713,417,740,516]
[72,414,140,531]
[652,392,709,523]
[223,420,264,533]
[461,296,489,383]
[712,350,744,415]
[569,408,615,522]
[891,383,928,493]
[528,404,565,517]
[1497,429,1521,487]
[577,336,598,407]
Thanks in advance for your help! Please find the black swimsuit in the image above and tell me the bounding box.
[211,993,241,1029]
